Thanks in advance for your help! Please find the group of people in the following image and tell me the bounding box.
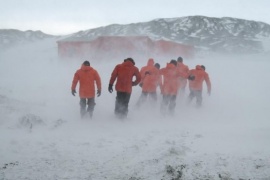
[71,57,211,119]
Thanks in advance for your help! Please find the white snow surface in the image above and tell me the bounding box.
[0,40,270,180]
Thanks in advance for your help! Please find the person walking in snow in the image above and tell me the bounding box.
[176,56,189,93]
[136,58,161,107]
[160,60,188,115]
[108,58,141,119]
[71,60,101,118]
[188,65,211,107]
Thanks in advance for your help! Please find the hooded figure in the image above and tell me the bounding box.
[71,61,101,118]
[108,58,141,119]
[188,65,211,107]
[177,56,189,92]
[136,58,161,107]
[159,60,187,115]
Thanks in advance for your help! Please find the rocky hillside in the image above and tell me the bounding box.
[0,29,56,50]
[66,16,270,53]
[2,16,270,54]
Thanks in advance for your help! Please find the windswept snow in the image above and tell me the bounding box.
[0,40,270,180]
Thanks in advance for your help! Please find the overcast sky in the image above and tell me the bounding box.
[0,0,269,35]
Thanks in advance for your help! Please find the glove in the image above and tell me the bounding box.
[97,90,101,97]
[145,71,150,75]
[108,84,113,93]
[139,83,143,87]
[188,75,195,81]
[71,90,76,96]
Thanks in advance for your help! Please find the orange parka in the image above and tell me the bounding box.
[177,62,189,89]
[109,60,141,93]
[71,65,101,98]
[160,63,187,95]
[140,59,161,93]
[188,65,211,93]
[140,58,154,76]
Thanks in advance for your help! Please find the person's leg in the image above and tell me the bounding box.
[87,98,96,118]
[121,93,131,118]
[149,92,157,102]
[115,92,130,118]
[80,98,87,118]
[161,95,169,115]
[168,95,177,114]
[181,79,187,92]
[188,89,195,103]
[195,90,203,107]
[136,91,148,107]
[115,92,123,116]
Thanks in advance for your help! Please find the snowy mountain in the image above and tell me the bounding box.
[67,16,270,53]
[1,16,270,54]
[0,29,56,50]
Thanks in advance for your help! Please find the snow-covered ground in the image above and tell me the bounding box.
[0,40,270,180]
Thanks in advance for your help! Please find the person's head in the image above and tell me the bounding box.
[83,60,90,66]
[201,65,206,70]
[154,63,160,69]
[177,56,183,63]
[170,59,177,66]
[124,57,135,65]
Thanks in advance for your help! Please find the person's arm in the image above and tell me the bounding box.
[108,65,118,93]
[95,70,102,96]
[109,66,118,86]
[132,67,142,86]
[204,73,211,95]
[71,71,79,96]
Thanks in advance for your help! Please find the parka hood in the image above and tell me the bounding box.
[196,65,203,70]
[147,58,154,66]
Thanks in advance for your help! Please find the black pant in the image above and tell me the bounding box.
[188,89,202,106]
[161,95,177,115]
[80,98,96,117]
[136,91,157,107]
[115,92,131,118]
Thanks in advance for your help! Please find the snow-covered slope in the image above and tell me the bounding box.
[66,16,270,53]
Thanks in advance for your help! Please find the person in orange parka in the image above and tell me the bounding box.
[108,58,141,119]
[136,58,161,107]
[188,65,211,107]
[160,60,188,115]
[177,56,189,92]
[71,61,101,118]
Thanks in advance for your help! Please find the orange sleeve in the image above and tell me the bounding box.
[133,67,142,85]
[204,73,211,93]
[94,70,102,91]
[71,71,79,90]
[109,65,118,85]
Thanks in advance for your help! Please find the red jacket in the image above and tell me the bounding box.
[189,65,211,93]
[109,60,141,93]
[71,65,101,98]
[140,59,161,92]
[140,58,154,77]
[160,63,187,95]
[177,62,189,88]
